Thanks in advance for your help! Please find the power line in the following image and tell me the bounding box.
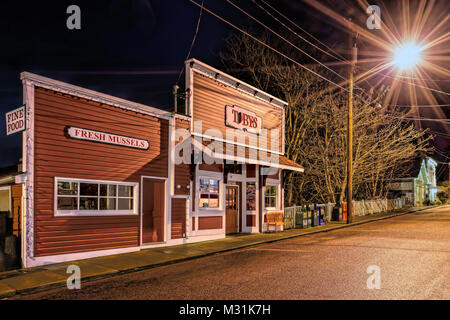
[189,0,447,129]
[386,115,450,123]
[251,0,349,64]
[363,68,450,96]
[390,104,450,108]
[436,165,446,180]
[226,0,350,84]
[434,148,450,159]
[176,0,205,84]
[388,74,450,82]
[436,152,450,161]
[234,0,450,122]
[428,130,450,139]
[257,0,349,64]
[248,0,371,97]
[187,0,349,92]
[253,0,379,95]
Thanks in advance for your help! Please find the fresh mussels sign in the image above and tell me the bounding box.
[66,126,149,150]
[225,105,262,134]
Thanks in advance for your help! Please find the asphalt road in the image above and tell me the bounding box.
[13,205,450,300]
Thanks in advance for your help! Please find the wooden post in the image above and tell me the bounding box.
[347,20,357,224]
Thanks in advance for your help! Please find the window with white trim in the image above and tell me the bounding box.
[264,185,277,209]
[55,178,137,216]
[199,178,220,208]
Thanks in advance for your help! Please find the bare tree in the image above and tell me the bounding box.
[220,32,432,205]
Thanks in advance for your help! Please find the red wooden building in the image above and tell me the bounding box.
[15,59,303,267]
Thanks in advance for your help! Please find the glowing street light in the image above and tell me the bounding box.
[392,42,424,71]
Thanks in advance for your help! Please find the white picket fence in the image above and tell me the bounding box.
[283,206,297,229]
[284,198,409,228]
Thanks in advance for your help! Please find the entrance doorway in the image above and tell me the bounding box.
[225,185,239,234]
[142,178,165,243]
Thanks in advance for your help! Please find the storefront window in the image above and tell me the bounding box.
[57,197,77,210]
[199,178,220,208]
[56,178,137,215]
[57,181,78,210]
[100,184,116,210]
[264,185,277,208]
[246,182,256,211]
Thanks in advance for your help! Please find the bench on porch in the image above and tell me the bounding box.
[266,211,289,232]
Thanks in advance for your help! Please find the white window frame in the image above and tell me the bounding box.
[198,177,221,210]
[245,181,258,212]
[54,177,139,216]
[264,184,278,210]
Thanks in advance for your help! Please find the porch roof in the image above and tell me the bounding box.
[192,138,304,173]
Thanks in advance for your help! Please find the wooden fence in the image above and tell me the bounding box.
[284,198,410,228]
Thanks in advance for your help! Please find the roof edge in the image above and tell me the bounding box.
[20,71,171,120]
[186,58,288,109]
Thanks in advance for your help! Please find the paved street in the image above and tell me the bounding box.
[13,205,450,300]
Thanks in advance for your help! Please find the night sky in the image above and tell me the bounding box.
[1,1,448,181]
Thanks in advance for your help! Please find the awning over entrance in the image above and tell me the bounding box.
[191,137,304,173]
[277,155,304,172]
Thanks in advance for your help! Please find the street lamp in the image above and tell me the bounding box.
[392,42,424,71]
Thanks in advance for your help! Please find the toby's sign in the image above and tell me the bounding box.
[225,105,262,134]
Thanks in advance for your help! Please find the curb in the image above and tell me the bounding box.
[1,206,433,299]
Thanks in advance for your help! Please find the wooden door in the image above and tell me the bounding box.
[142,178,165,243]
[11,185,22,237]
[225,186,238,234]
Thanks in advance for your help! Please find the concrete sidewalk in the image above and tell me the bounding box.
[0,206,431,299]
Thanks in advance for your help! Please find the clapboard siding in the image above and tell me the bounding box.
[199,163,223,172]
[174,118,191,195]
[33,87,168,257]
[198,216,223,230]
[171,198,186,239]
[192,73,282,153]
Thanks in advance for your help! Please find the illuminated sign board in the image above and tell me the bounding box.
[225,105,262,134]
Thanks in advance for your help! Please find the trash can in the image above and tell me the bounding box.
[319,206,325,225]
[311,204,316,227]
[295,207,304,229]
[305,205,311,228]
[310,205,314,227]
[341,201,354,221]
[332,205,339,221]
[334,202,343,221]
[342,202,347,221]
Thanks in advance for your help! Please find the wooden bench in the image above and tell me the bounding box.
[266,211,289,232]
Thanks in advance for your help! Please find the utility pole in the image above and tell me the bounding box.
[173,84,179,114]
[347,19,358,224]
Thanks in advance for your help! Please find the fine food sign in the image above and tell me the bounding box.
[6,106,26,135]
[225,105,262,134]
[66,126,149,150]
